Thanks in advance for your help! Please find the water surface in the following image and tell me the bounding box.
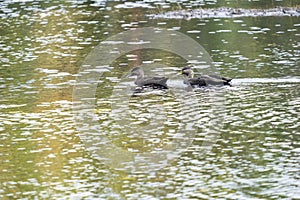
[0,0,299,199]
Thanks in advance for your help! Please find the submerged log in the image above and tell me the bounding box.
[149,7,300,19]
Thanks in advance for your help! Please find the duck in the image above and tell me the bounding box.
[182,65,232,87]
[128,67,168,89]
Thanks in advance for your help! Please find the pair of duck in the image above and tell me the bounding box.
[128,65,232,89]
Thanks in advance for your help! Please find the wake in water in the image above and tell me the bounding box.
[232,77,300,85]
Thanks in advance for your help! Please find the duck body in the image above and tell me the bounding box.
[182,65,232,87]
[204,74,232,82]
[129,67,168,89]
[183,77,207,86]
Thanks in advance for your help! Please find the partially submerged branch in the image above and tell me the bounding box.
[149,7,300,19]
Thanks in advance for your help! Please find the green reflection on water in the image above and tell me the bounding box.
[0,0,299,199]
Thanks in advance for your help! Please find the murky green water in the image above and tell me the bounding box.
[1,0,299,199]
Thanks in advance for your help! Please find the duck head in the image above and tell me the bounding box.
[182,65,194,78]
[128,67,145,78]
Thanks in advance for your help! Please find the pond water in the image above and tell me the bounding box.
[0,0,299,199]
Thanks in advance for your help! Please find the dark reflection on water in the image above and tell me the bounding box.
[0,0,299,199]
